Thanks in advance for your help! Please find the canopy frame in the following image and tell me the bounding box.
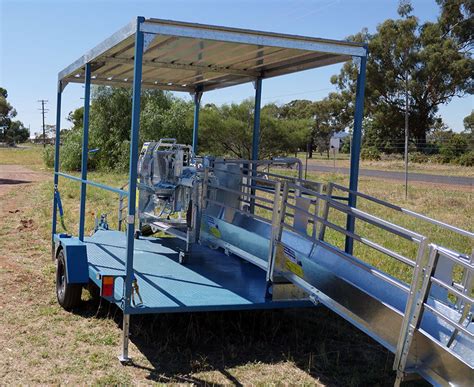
[52,16,368,362]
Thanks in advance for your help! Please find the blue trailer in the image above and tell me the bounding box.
[52,17,473,385]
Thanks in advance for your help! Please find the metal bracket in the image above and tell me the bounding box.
[126,215,135,224]
[143,33,156,52]
[190,90,203,103]
[352,56,361,72]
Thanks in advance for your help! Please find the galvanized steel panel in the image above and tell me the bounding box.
[59,17,366,91]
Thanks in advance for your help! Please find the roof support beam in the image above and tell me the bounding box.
[104,56,259,77]
[140,21,367,57]
[64,76,191,92]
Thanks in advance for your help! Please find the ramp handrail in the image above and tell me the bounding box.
[393,244,473,385]
[267,181,427,290]
[263,179,473,386]
[331,182,474,239]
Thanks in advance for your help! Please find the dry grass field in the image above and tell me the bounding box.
[1,145,472,384]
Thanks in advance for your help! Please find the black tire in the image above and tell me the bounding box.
[140,224,154,236]
[87,281,101,304]
[56,249,82,310]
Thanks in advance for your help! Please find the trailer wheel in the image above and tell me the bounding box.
[140,224,154,236]
[56,248,82,310]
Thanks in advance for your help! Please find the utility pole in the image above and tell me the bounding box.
[38,100,49,147]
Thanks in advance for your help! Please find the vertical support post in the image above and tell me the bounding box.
[120,313,130,363]
[78,63,92,241]
[319,182,333,241]
[266,180,282,282]
[51,81,63,258]
[192,89,202,155]
[345,52,367,254]
[250,77,262,214]
[251,78,262,162]
[120,17,145,363]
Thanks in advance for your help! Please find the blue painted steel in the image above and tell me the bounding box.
[54,234,89,284]
[251,78,262,161]
[192,89,202,154]
[250,78,262,213]
[51,81,62,250]
[79,63,91,241]
[124,17,145,314]
[345,52,367,254]
[84,230,312,313]
[55,172,129,196]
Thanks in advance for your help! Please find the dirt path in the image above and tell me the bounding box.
[0,165,50,201]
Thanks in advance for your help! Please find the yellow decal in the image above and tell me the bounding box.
[209,226,221,239]
[285,259,304,277]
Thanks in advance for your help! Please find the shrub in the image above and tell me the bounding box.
[42,145,55,168]
[381,153,403,161]
[61,130,83,171]
[361,146,381,161]
[409,152,429,163]
[457,150,474,167]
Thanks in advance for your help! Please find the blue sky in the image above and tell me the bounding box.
[1,0,472,137]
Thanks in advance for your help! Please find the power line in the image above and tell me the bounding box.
[37,100,49,148]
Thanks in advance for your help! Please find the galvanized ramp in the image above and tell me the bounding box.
[198,161,474,386]
[84,230,312,314]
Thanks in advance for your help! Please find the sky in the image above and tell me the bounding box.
[0,0,472,137]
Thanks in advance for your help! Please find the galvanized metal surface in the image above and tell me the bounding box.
[197,161,473,385]
[58,18,366,92]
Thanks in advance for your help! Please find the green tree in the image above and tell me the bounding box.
[331,1,473,151]
[199,99,308,159]
[0,87,29,144]
[280,93,351,158]
[62,87,180,170]
[462,110,474,149]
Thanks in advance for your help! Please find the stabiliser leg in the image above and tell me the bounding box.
[118,313,132,364]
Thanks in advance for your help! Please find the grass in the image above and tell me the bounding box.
[0,144,46,170]
[1,145,472,384]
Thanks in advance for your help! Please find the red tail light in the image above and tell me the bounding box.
[101,276,115,297]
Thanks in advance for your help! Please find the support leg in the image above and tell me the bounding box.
[250,78,262,214]
[121,19,144,364]
[78,63,92,241]
[51,81,63,259]
[192,90,203,155]
[118,313,132,364]
[345,53,367,254]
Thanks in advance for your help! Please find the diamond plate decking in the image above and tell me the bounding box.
[85,230,312,314]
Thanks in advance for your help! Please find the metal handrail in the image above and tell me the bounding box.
[285,181,424,243]
[331,183,474,239]
[205,197,271,224]
[56,172,129,196]
[430,277,473,305]
[423,303,473,338]
[207,182,275,205]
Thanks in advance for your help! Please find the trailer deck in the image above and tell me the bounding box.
[85,230,311,313]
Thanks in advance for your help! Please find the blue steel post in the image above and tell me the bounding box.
[250,78,262,213]
[251,78,262,161]
[120,17,145,363]
[51,81,63,257]
[124,18,144,314]
[78,63,92,241]
[345,51,367,254]
[192,89,202,154]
